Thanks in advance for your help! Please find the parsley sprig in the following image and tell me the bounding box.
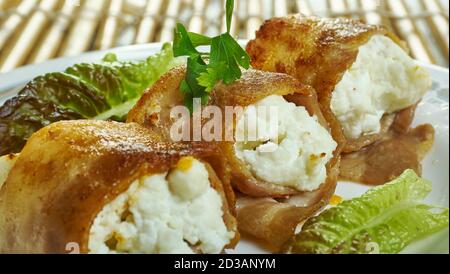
[172,0,250,111]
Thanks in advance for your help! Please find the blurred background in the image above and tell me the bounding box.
[0,0,448,73]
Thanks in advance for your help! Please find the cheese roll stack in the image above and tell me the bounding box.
[128,68,340,248]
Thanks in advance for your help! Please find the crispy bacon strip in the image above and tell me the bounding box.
[340,121,435,185]
[0,120,237,254]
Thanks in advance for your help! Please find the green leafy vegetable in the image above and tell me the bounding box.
[172,0,249,110]
[0,43,182,156]
[289,170,449,254]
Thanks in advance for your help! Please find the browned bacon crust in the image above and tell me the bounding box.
[0,120,237,254]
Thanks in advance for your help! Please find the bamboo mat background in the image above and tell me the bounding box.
[0,0,448,73]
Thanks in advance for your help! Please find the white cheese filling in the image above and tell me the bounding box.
[234,95,337,192]
[88,157,234,254]
[331,35,431,139]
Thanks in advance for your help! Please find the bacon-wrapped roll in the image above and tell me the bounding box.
[247,15,434,184]
[0,120,237,254]
[128,67,340,248]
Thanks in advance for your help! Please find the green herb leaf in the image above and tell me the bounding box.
[196,33,250,91]
[226,0,235,33]
[205,33,250,85]
[0,44,182,156]
[220,33,250,68]
[289,170,449,254]
[172,0,249,109]
[188,32,212,47]
[173,23,199,57]
[182,55,207,97]
[197,63,228,92]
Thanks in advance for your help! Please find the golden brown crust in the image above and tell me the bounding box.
[127,66,187,140]
[0,120,237,254]
[210,68,313,107]
[246,15,406,154]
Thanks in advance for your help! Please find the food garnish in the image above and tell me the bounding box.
[329,195,343,206]
[289,170,449,254]
[172,0,250,111]
[0,44,181,155]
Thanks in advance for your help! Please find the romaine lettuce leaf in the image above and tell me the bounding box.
[289,170,449,254]
[0,43,182,156]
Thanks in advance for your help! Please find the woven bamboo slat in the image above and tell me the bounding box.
[0,0,448,72]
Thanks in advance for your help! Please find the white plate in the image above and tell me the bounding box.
[0,42,448,254]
